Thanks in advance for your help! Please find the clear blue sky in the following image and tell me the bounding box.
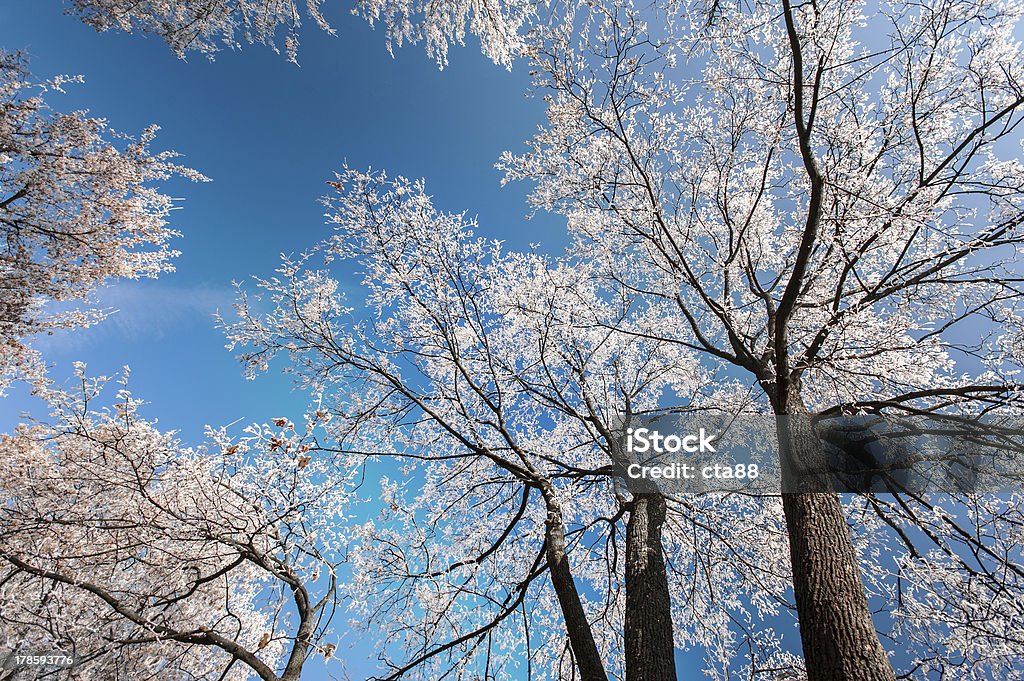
[0,0,562,443]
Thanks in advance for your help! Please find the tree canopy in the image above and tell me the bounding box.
[1,0,1023,680]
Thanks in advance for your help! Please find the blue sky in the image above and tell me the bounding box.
[0,0,563,444]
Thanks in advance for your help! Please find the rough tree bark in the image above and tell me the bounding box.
[774,389,896,681]
[625,493,677,681]
[542,486,610,681]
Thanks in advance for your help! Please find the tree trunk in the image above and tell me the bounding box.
[625,493,677,681]
[542,488,610,681]
[776,397,896,681]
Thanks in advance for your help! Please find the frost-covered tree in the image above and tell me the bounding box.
[67,0,537,65]
[0,366,348,681]
[222,169,797,681]
[501,0,1024,678]
[0,51,204,391]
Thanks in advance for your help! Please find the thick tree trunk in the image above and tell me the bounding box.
[542,488,610,681]
[776,397,896,681]
[625,493,677,681]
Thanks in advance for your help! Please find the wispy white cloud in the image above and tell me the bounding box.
[32,281,238,355]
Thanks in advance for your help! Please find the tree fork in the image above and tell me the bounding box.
[775,0,901,674]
